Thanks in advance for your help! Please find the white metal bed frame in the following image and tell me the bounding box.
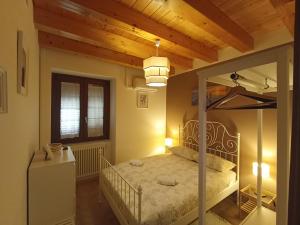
[99,120,240,225]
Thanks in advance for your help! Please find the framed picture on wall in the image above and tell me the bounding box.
[0,67,8,113]
[137,92,148,108]
[17,30,28,96]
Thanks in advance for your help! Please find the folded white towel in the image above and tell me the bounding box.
[157,175,177,186]
[129,160,144,167]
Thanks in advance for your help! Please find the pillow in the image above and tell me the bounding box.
[157,175,177,186]
[169,146,197,161]
[193,153,236,172]
[129,160,144,167]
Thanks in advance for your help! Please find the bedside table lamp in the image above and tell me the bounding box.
[165,138,173,148]
[252,162,270,179]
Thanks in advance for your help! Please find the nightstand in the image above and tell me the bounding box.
[239,185,276,215]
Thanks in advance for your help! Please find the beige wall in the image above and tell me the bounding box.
[193,27,293,70]
[40,48,166,164]
[166,72,277,193]
[0,1,40,224]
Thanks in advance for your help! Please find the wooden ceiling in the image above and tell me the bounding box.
[33,0,295,73]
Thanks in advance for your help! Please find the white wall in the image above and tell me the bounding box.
[0,1,40,224]
[193,27,293,70]
[39,48,166,163]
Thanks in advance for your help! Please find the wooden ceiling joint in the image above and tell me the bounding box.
[270,0,295,35]
[55,0,219,62]
[38,31,176,74]
[34,7,193,69]
[165,0,254,52]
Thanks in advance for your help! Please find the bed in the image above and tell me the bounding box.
[99,120,240,225]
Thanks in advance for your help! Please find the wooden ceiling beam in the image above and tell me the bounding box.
[38,31,142,67]
[38,31,176,74]
[51,0,218,62]
[34,7,193,69]
[270,0,295,35]
[165,0,254,52]
[272,0,294,4]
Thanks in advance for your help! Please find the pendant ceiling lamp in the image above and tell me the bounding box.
[143,39,170,87]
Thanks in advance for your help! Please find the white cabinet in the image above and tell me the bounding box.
[28,148,76,225]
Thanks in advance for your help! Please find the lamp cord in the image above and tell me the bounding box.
[155,39,160,56]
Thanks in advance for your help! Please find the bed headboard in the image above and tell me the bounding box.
[180,120,240,169]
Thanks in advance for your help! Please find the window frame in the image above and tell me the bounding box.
[51,73,110,144]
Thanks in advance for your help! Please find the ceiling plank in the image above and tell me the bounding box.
[34,0,218,62]
[34,7,193,69]
[270,0,295,35]
[52,0,218,62]
[34,0,151,47]
[39,31,142,67]
[38,31,176,74]
[165,0,254,52]
[272,0,294,4]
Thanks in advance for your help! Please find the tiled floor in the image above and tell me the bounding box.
[76,179,246,225]
[76,179,119,225]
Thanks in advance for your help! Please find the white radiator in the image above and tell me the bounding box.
[71,142,110,179]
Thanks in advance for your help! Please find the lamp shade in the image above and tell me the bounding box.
[165,138,173,147]
[143,56,170,87]
[252,162,270,179]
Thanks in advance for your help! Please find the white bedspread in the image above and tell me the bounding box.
[102,153,236,225]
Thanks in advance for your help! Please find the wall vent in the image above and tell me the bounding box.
[132,77,158,92]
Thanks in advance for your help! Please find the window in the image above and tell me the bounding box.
[51,74,110,143]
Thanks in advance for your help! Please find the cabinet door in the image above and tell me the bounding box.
[29,162,75,225]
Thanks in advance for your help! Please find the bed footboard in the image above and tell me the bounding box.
[99,150,142,225]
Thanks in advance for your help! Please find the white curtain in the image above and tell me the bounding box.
[88,84,104,137]
[60,82,80,139]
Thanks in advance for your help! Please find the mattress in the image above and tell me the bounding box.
[102,153,236,225]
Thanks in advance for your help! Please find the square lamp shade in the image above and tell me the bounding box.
[143,56,170,87]
[252,162,270,179]
[165,138,173,147]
